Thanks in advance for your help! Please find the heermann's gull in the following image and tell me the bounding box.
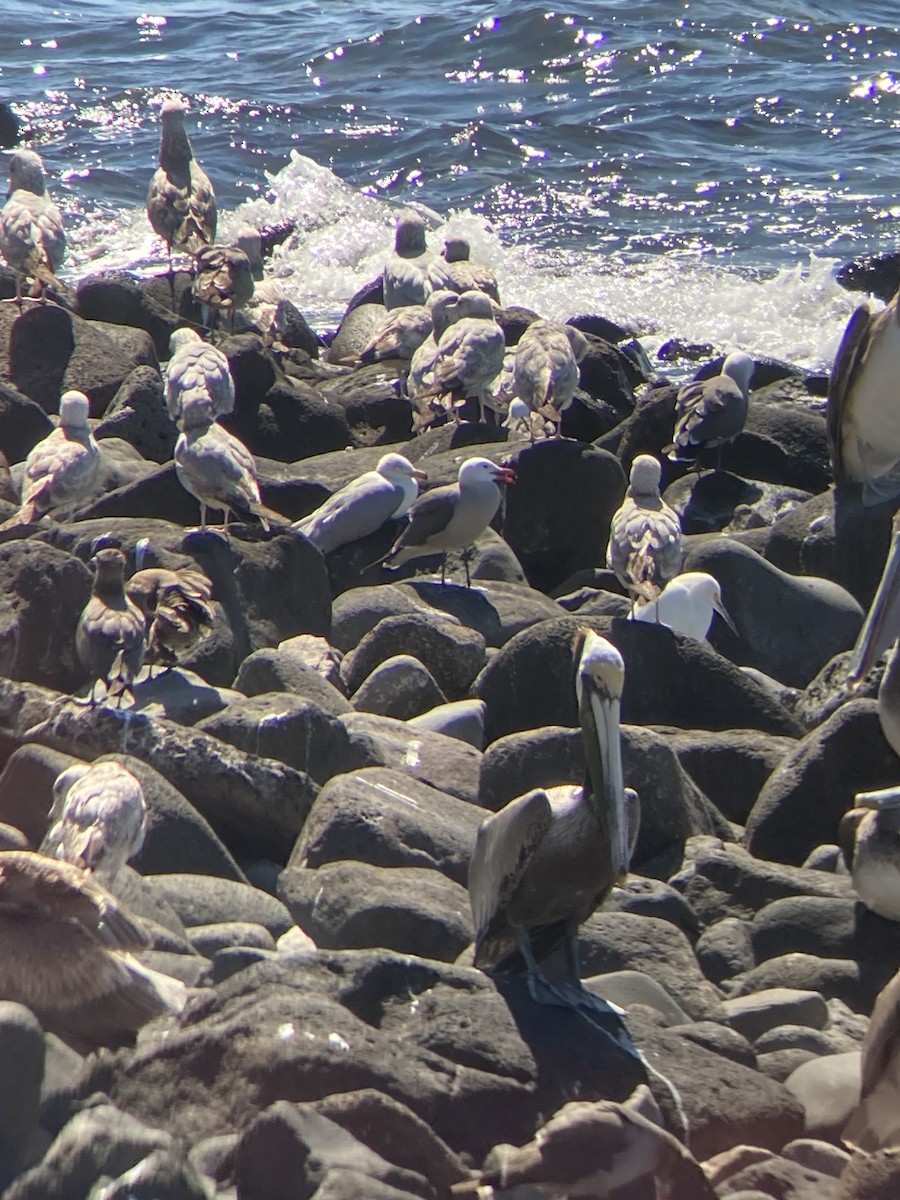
[378,456,514,586]
[76,548,146,707]
[126,561,215,671]
[383,211,434,310]
[174,391,273,534]
[356,304,433,365]
[843,965,900,1151]
[418,290,506,425]
[0,850,184,1048]
[512,319,589,438]
[2,391,101,529]
[165,328,235,425]
[829,287,900,504]
[667,350,754,467]
[840,787,900,922]
[146,98,217,266]
[293,453,427,555]
[451,1086,715,1199]
[607,454,683,604]
[427,235,500,303]
[468,630,640,1032]
[0,148,66,304]
[191,242,254,333]
[41,761,147,886]
[848,511,900,756]
[630,571,737,641]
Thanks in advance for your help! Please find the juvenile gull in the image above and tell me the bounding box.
[191,242,254,333]
[146,98,217,266]
[76,547,146,707]
[2,390,101,528]
[0,850,185,1048]
[293,453,427,555]
[513,319,589,438]
[607,454,683,604]
[0,148,66,304]
[428,235,500,303]
[42,761,147,887]
[840,787,900,922]
[630,571,737,641]
[356,304,433,365]
[174,391,272,534]
[378,455,514,586]
[418,290,506,425]
[828,285,900,504]
[667,350,754,467]
[469,630,640,1038]
[126,562,215,671]
[383,211,434,310]
[406,289,460,417]
[843,965,900,1151]
[165,327,235,425]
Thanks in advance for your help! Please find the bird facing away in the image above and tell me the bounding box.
[383,211,434,310]
[174,391,270,534]
[0,148,67,304]
[630,571,737,641]
[451,1087,715,1199]
[469,629,640,997]
[357,304,433,365]
[607,455,683,605]
[293,453,427,555]
[41,761,147,887]
[406,289,462,415]
[191,242,255,333]
[2,390,101,529]
[125,563,215,670]
[840,787,900,922]
[378,456,515,586]
[843,964,900,1152]
[668,350,754,468]
[146,98,217,265]
[76,547,147,707]
[427,235,501,304]
[0,850,184,1048]
[828,286,900,505]
[165,327,235,425]
[417,290,506,426]
[512,319,589,438]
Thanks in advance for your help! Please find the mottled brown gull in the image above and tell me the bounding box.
[126,559,215,671]
[417,289,505,425]
[146,98,217,266]
[383,210,435,310]
[607,454,683,604]
[76,547,146,707]
[667,350,754,468]
[427,235,500,303]
[512,319,588,438]
[0,148,66,304]
[191,242,254,333]
[165,327,235,425]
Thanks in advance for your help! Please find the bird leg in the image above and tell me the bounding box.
[462,547,474,588]
[515,927,567,1008]
[562,921,582,984]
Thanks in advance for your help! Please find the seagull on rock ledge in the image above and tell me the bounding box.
[607,454,683,606]
[630,571,737,641]
[42,761,147,887]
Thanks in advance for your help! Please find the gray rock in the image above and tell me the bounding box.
[338,712,481,804]
[729,955,868,1011]
[723,989,829,1042]
[233,647,350,713]
[755,1048,819,1083]
[0,1003,44,1189]
[784,1052,861,1141]
[583,969,690,1025]
[0,381,53,466]
[130,666,240,727]
[88,1148,212,1200]
[781,1138,850,1180]
[146,875,294,937]
[716,1156,843,1199]
[407,700,486,748]
[755,1025,860,1057]
[352,655,447,719]
[93,366,175,464]
[0,742,81,846]
[668,1020,756,1068]
[695,917,757,986]
[603,875,701,943]
[341,613,486,700]
[186,922,277,958]
[331,585,441,655]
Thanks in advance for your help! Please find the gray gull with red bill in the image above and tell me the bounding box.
[667,350,754,468]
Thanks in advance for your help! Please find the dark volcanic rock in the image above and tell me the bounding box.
[77,272,182,359]
[233,648,351,713]
[0,381,53,465]
[341,613,486,699]
[0,1003,44,1190]
[351,655,447,719]
[93,365,176,464]
[146,873,294,936]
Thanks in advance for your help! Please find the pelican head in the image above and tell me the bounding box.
[848,512,900,683]
[574,629,630,880]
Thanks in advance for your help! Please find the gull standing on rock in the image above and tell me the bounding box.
[406,289,460,415]
[383,211,435,310]
[630,571,737,641]
[76,548,146,707]
[667,350,754,468]
[607,455,683,605]
[513,319,589,438]
[126,561,215,671]
[165,328,235,425]
[428,236,500,303]
[191,242,255,333]
[0,149,67,304]
[2,391,101,528]
[293,453,427,555]
[418,290,506,425]
[42,761,147,887]
[146,98,217,267]
[377,456,515,586]
[355,304,433,366]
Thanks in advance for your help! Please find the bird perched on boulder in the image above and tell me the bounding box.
[0,148,67,304]
[428,235,500,303]
[2,390,101,528]
[126,562,215,670]
[630,571,737,641]
[383,211,435,310]
[165,327,235,425]
[417,290,506,426]
[76,547,146,707]
[513,319,589,438]
[667,350,754,468]
[146,98,216,267]
[41,761,147,887]
[191,242,255,332]
[607,454,682,605]
[356,304,433,366]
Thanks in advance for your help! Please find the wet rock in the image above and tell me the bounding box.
[146,874,294,937]
[341,613,486,700]
[93,365,176,464]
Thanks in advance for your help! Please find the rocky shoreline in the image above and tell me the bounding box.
[0,258,894,1199]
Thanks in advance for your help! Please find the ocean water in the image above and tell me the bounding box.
[3,1,900,369]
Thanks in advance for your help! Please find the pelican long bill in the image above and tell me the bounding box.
[848,514,900,682]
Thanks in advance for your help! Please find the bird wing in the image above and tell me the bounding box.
[384,254,430,309]
[673,377,746,449]
[166,343,234,420]
[827,301,874,486]
[858,968,900,1102]
[389,484,458,553]
[468,788,554,955]
[296,473,403,553]
[432,321,505,397]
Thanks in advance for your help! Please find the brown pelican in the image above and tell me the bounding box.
[125,561,215,671]
[378,456,515,586]
[427,235,501,304]
[667,350,754,468]
[630,572,737,641]
[468,629,640,1007]
[607,455,683,605]
[512,319,589,438]
[191,242,254,333]
[1,390,101,528]
[165,328,235,425]
[383,211,434,310]
[293,453,427,554]
[41,761,147,886]
[0,149,66,305]
[146,98,216,268]
[418,290,506,425]
[848,511,900,755]
[840,788,900,922]
[0,850,184,1048]
[76,548,146,707]
[828,288,900,505]
[843,966,900,1151]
